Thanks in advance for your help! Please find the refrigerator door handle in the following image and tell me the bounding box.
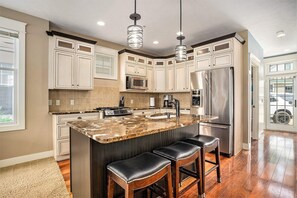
[200,123,229,129]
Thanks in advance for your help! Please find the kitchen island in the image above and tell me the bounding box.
[68,114,216,198]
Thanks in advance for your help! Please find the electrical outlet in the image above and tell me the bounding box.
[56,100,60,106]
[130,99,133,104]
[48,100,52,106]
[70,99,75,106]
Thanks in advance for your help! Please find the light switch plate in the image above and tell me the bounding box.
[48,100,52,106]
[70,99,75,106]
[56,100,60,106]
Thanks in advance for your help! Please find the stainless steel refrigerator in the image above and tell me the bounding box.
[190,67,234,157]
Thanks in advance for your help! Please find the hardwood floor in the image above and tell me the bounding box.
[58,130,297,197]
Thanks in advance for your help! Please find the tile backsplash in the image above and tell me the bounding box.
[49,86,191,112]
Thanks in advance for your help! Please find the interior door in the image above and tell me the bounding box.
[266,75,297,132]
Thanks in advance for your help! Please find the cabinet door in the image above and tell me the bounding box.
[213,39,233,54]
[213,53,233,68]
[147,67,154,91]
[175,64,187,91]
[57,139,70,156]
[147,58,153,66]
[126,63,137,75]
[55,51,75,89]
[76,55,93,89]
[167,59,175,67]
[155,68,166,92]
[196,56,211,70]
[55,37,75,52]
[57,125,70,139]
[187,63,196,90]
[195,45,211,57]
[136,65,147,76]
[126,54,137,62]
[166,67,175,91]
[136,56,146,65]
[77,42,94,55]
[154,60,165,67]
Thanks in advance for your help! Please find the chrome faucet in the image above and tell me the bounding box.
[169,98,180,118]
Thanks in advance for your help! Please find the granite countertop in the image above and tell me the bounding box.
[67,114,217,144]
[49,110,100,115]
[49,107,190,115]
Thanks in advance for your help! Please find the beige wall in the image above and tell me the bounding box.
[0,7,51,160]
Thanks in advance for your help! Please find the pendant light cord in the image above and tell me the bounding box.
[180,0,182,45]
[134,0,137,25]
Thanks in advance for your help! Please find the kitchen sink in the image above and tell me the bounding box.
[146,113,176,120]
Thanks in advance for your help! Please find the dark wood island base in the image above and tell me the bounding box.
[70,124,199,198]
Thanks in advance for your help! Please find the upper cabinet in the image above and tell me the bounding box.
[48,34,95,90]
[194,38,236,70]
[94,46,118,80]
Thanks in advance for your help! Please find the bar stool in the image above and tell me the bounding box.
[182,134,221,197]
[153,141,203,198]
[107,152,173,198]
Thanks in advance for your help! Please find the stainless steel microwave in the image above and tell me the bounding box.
[126,76,148,90]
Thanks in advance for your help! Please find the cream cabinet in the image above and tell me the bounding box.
[187,62,196,89]
[175,63,187,91]
[52,113,100,161]
[166,66,175,91]
[194,38,235,70]
[125,63,146,76]
[147,67,154,91]
[49,35,94,90]
[155,67,166,92]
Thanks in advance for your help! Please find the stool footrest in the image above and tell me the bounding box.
[180,167,200,179]
[148,183,166,197]
[205,165,219,176]
[205,159,216,165]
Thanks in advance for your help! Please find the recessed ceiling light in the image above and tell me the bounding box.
[176,31,183,36]
[284,49,291,52]
[276,31,285,38]
[153,41,159,44]
[97,21,105,26]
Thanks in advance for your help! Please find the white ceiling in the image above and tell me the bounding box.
[0,0,296,57]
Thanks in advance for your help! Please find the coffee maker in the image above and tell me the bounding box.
[163,94,173,107]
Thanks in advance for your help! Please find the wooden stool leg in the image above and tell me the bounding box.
[196,155,203,198]
[173,163,180,197]
[125,185,134,198]
[215,142,221,183]
[200,148,206,197]
[107,173,114,198]
[165,166,173,198]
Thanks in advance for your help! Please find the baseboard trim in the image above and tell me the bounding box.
[242,143,251,150]
[0,150,53,168]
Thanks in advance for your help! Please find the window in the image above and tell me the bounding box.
[94,46,118,80]
[0,17,26,132]
[269,62,293,73]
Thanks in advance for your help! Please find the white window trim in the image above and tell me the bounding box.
[0,16,26,132]
[94,46,118,80]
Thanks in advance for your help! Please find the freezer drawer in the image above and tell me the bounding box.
[199,123,233,156]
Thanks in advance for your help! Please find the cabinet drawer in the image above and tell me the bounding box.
[57,125,70,139]
[213,53,233,68]
[55,37,75,52]
[57,139,69,156]
[57,113,99,124]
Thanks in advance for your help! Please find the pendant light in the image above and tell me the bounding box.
[127,0,143,49]
[175,0,187,62]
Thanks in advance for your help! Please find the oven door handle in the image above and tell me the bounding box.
[200,123,229,129]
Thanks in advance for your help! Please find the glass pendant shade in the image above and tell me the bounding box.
[175,45,187,62]
[127,25,143,49]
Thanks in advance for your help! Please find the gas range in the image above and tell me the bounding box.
[94,107,133,117]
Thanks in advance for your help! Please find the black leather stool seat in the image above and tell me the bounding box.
[107,152,171,183]
[153,141,200,161]
[183,135,219,148]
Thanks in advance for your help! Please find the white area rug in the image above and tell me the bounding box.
[0,157,69,198]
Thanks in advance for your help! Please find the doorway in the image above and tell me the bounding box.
[266,75,297,132]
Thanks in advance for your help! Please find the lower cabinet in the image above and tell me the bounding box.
[52,113,99,161]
